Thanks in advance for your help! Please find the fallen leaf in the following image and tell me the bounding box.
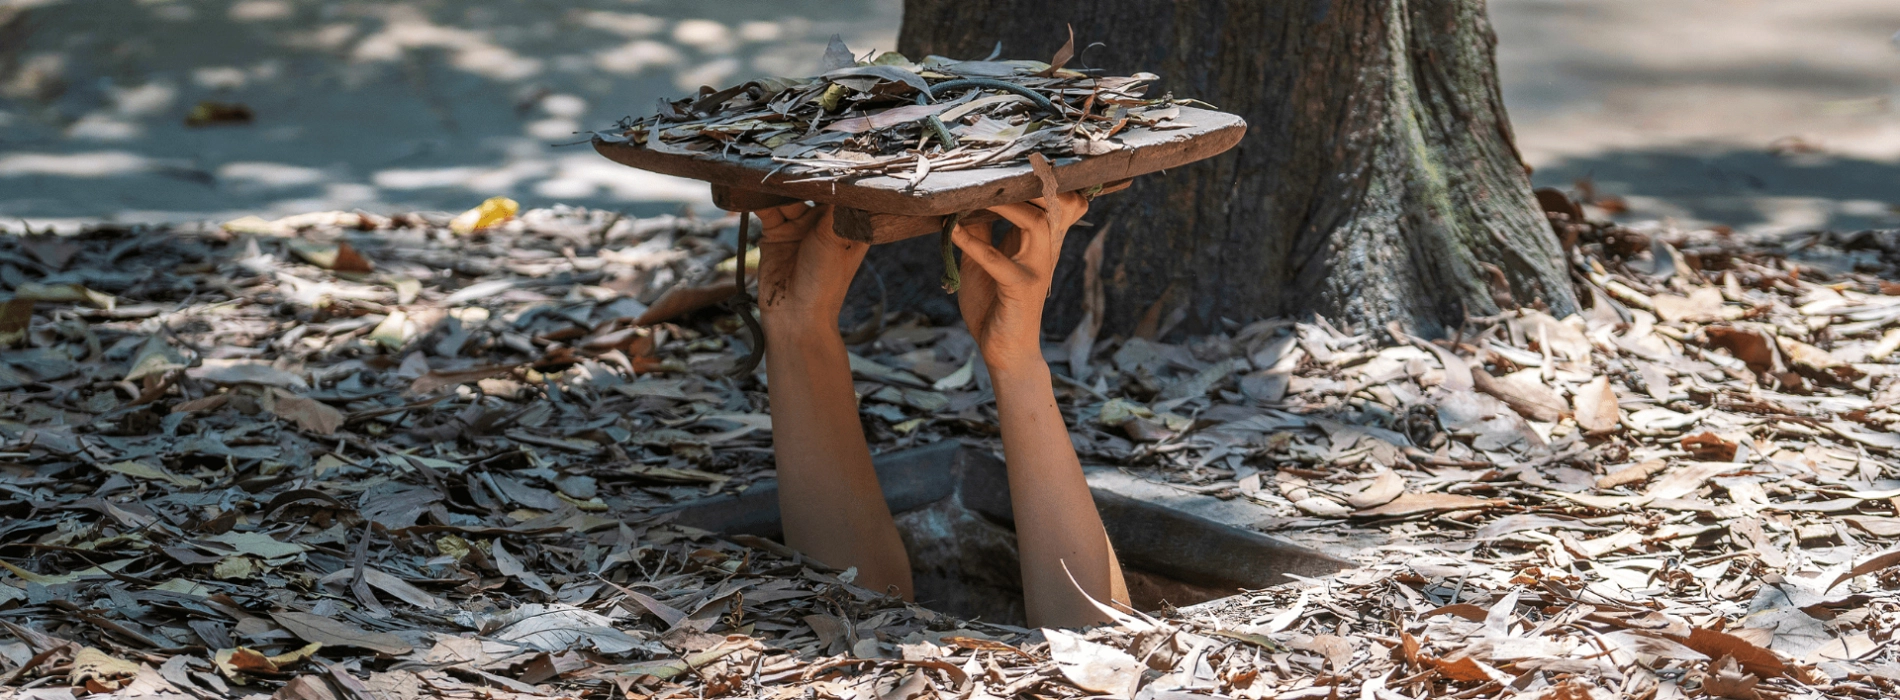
[1421,603,1490,622]
[1475,514,1605,540]
[207,531,309,560]
[411,364,521,395]
[1704,325,1782,376]
[266,389,344,435]
[1043,628,1142,697]
[274,675,345,700]
[188,359,308,389]
[1681,432,1738,461]
[635,279,737,326]
[1354,493,1505,518]
[1644,461,1738,500]
[1512,311,1592,360]
[21,235,81,270]
[1417,341,1473,392]
[1827,548,1900,592]
[491,604,648,655]
[71,647,142,688]
[14,282,114,309]
[1702,656,1761,700]
[1777,336,1861,383]
[269,612,412,655]
[1426,655,1496,683]
[101,460,202,489]
[1342,470,1405,509]
[494,539,556,596]
[1472,366,1566,422]
[369,310,410,351]
[450,196,520,235]
[1677,628,1786,678]
[1803,632,1875,663]
[1652,287,1736,323]
[318,568,449,610]
[1572,376,1621,435]
[1298,634,1354,670]
[333,242,374,273]
[1870,327,1900,361]
[125,336,190,382]
[1597,459,1665,489]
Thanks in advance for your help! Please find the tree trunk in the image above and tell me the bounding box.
[865,0,1577,338]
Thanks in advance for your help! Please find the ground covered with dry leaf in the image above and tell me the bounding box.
[5,200,1900,700]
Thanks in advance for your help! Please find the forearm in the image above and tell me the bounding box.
[761,321,913,598]
[988,353,1128,625]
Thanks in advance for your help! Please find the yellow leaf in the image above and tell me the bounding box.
[449,196,519,234]
[434,535,471,559]
[71,647,142,688]
[267,641,323,668]
[369,310,410,351]
[393,278,421,305]
[221,215,277,235]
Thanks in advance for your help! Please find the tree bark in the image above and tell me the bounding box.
[866,0,1576,338]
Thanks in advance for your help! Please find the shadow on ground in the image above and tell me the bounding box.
[0,0,900,228]
[1531,147,1900,237]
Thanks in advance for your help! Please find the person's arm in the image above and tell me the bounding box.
[952,194,1128,626]
[754,204,913,599]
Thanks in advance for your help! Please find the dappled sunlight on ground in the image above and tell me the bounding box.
[1495,0,1900,235]
[0,0,902,228]
[0,0,1895,236]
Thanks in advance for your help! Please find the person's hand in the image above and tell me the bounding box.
[951,192,1089,372]
[755,203,866,332]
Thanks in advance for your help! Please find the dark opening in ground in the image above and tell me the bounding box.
[665,441,1349,626]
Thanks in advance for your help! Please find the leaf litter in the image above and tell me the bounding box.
[5,191,1900,700]
[600,33,1194,183]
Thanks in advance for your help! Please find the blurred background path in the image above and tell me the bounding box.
[1,0,1896,236]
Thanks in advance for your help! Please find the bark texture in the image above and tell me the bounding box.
[869,0,1576,338]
